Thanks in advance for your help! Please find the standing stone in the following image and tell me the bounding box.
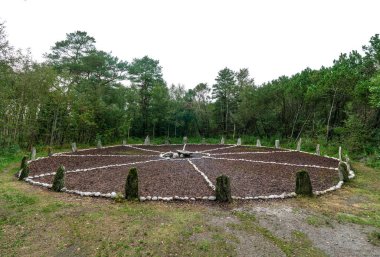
[144,135,150,145]
[338,146,342,161]
[275,140,280,149]
[71,142,77,153]
[97,139,102,149]
[220,136,225,145]
[125,167,139,200]
[183,136,188,144]
[295,170,313,196]
[316,144,320,155]
[215,175,232,202]
[31,147,36,161]
[122,139,127,146]
[47,147,53,157]
[338,162,349,182]
[202,137,206,144]
[296,138,302,151]
[237,138,242,146]
[256,139,261,147]
[165,138,170,145]
[345,156,351,172]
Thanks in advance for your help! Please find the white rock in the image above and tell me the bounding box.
[111,192,117,198]
[95,192,101,197]
[202,196,208,200]
[140,197,146,201]
[183,196,189,200]
[105,193,112,198]
[190,197,195,201]
[152,196,158,201]
[208,196,216,201]
[146,196,152,200]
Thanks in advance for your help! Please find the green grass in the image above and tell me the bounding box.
[0,154,236,256]
[306,215,334,228]
[231,211,327,257]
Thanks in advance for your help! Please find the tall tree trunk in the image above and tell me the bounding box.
[326,89,337,141]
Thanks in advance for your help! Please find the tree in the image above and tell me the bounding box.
[212,68,237,135]
[128,56,164,135]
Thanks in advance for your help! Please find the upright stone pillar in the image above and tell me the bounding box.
[71,143,77,153]
[122,139,127,146]
[183,136,188,144]
[144,135,150,145]
[220,136,225,145]
[237,138,242,146]
[202,137,206,144]
[275,140,280,149]
[316,144,320,155]
[338,146,342,161]
[97,139,102,149]
[296,138,302,151]
[31,147,36,161]
[256,139,261,147]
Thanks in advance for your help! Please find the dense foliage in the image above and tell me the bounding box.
[0,22,379,157]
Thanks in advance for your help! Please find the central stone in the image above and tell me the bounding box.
[161,150,194,159]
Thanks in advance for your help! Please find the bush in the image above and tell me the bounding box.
[20,155,28,170]
[215,175,232,202]
[125,167,138,200]
[18,162,30,181]
[338,162,349,182]
[52,165,65,192]
[295,170,313,196]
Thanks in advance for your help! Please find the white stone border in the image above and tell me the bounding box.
[20,144,355,201]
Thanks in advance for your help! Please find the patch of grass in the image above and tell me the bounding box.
[368,231,380,246]
[306,215,334,228]
[232,211,327,257]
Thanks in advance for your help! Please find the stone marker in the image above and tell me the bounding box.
[97,139,102,149]
[345,156,351,172]
[165,138,169,145]
[275,140,280,149]
[220,136,225,145]
[202,137,206,144]
[215,175,232,202]
[125,167,138,200]
[122,139,127,146]
[338,146,342,161]
[315,144,320,155]
[144,135,150,145]
[31,147,36,161]
[237,138,242,146]
[338,162,349,182]
[183,136,188,144]
[296,138,302,151]
[256,139,261,147]
[295,170,313,196]
[71,142,77,153]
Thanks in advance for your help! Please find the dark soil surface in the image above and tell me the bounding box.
[211,151,339,167]
[66,146,157,155]
[131,145,184,153]
[29,155,160,176]
[34,160,214,197]
[207,146,289,154]
[191,158,340,196]
[28,144,342,197]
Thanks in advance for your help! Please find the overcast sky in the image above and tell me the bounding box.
[1,0,379,87]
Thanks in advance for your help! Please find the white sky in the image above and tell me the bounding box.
[1,0,379,87]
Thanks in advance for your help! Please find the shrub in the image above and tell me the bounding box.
[18,162,30,181]
[125,167,138,200]
[20,155,28,170]
[52,165,65,192]
[338,162,349,182]
[295,170,313,196]
[215,175,232,202]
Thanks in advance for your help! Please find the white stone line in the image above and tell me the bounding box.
[199,144,238,153]
[209,150,290,156]
[54,154,158,157]
[27,158,166,179]
[53,144,126,156]
[126,145,162,153]
[187,159,216,190]
[203,156,338,170]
